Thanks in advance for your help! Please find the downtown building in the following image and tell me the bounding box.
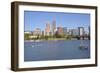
[57,26,63,35]
[51,20,56,35]
[45,22,51,36]
[78,27,85,36]
[67,29,72,35]
[33,28,42,36]
[63,27,67,35]
[71,29,79,36]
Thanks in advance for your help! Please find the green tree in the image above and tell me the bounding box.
[24,33,30,40]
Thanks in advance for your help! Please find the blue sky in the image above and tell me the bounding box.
[24,11,90,32]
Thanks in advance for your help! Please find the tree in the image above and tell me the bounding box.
[24,33,30,40]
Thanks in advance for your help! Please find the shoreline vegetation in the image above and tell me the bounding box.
[24,32,90,42]
[24,38,89,42]
[24,39,76,42]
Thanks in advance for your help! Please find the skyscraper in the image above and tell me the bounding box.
[52,20,56,35]
[42,31,45,36]
[71,29,78,36]
[45,22,51,36]
[57,26,63,35]
[67,29,72,35]
[78,27,84,36]
[63,27,67,35]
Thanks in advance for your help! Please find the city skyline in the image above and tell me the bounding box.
[24,11,90,32]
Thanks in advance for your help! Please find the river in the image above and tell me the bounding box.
[24,40,90,61]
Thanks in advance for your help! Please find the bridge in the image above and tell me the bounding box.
[76,35,90,40]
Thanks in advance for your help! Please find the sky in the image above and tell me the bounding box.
[24,11,90,32]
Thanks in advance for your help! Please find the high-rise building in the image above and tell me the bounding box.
[52,20,56,35]
[63,27,67,35]
[78,27,84,36]
[45,22,51,36]
[71,29,78,36]
[67,29,72,35]
[42,31,44,36]
[57,26,63,35]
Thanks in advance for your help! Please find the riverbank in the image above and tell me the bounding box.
[24,38,87,42]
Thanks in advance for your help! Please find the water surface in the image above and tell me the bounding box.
[24,40,90,61]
